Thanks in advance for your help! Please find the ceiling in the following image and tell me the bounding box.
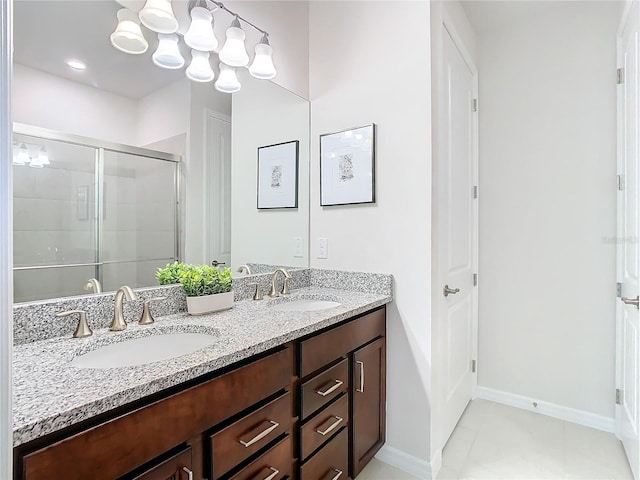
[13,0,194,99]
[460,0,620,33]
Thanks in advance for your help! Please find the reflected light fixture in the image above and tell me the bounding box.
[215,63,241,93]
[153,34,185,69]
[249,34,276,79]
[65,59,86,71]
[186,50,215,82]
[37,147,50,166]
[110,1,275,93]
[138,0,179,34]
[12,144,27,165]
[184,6,218,51]
[110,8,149,55]
[219,16,249,67]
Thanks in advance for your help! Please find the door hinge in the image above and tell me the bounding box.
[617,282,622,298]
[473,273,478,286]
[616,388,623,405]
[618,174,625,191]
[472,98,478,112]
[473,185,478,199]
[617,68,625,84]
[471,360,477,373]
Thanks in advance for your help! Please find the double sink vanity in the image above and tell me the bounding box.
[12,268,392,480]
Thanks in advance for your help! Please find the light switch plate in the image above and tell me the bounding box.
[294,237,303,258]
[317,237,328,259]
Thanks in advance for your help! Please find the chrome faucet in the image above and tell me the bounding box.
[237,265,252,275]
[84,278,102,294]
[269,268,291,297]
[110,286,137,331]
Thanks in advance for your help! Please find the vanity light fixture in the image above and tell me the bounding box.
[12,143,28,165]
[37,147,50,166]
[109,0,275,93]
[110,9,149,55]
[215,63,241,93]
[65,59,86,71]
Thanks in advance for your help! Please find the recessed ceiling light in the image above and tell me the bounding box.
[65,59,86,71]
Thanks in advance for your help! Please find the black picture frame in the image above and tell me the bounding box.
[257,140,299,209]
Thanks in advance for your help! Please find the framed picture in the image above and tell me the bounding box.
[320,124,375,206]
[257,140,299,209]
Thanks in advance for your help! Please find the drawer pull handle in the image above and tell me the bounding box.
[316,415,344,436]
[356,360,365,393]
[239,420,280,447]
[322,469,344,480]
[251,466,280,480]
[316,379,344,397]
[182,466,194,480]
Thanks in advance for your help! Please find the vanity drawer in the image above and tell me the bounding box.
[22,347,292,480]
[127,446,192,480]
[300,427,348,480]
[300,307,385,377]
[228,436,292,480]
[301,359,348,420]
[300,394,348,461]
[211,392,291,479]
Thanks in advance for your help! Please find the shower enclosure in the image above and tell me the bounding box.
[12,124,180,303]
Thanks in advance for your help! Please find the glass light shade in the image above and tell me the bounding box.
[152,34,185,69]
[186,50,214,82]
[215,63,241,93]
[219,18,249,67]
[37,147,50,166]
[12,144,27,165]
[184,7,217,52]
[29,157,44,168]
[110,9,148,55]
[139,0,178,34]
[249,37,276,79]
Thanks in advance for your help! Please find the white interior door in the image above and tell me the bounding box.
[206,111,232,269]
[438,25,478,443]
[617,3,640,478]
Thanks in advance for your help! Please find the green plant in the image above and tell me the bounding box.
[156,262,233,297]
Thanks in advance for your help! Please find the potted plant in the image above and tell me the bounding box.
[157,262,234,315]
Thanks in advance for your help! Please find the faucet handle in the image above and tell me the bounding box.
[249,283,264,301]
[56,310,93,338]
[139,297,166,325]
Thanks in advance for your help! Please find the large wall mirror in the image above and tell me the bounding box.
[11,0,310,303]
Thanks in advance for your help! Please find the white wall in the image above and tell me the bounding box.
[231,71,309,270]
[477,2,619,418]
[309,0,433,464]
[12,64,138,145]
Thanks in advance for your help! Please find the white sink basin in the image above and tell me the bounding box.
[271,299,342,312]
[69,333,218,369]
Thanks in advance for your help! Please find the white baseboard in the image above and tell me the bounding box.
[476,386,616,433]
[375,445,442,479]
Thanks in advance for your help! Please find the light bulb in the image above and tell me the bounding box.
[219,17,249,67]
[37,147,50,166]
[152,34,185,69]
[184,6,217,52]
[138,0,178,34]
[249,34,276,79]
[215,63,241,93]
[110,8,148,55]
[186,50,215,82]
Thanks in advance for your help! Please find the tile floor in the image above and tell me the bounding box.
[356,399,634,480]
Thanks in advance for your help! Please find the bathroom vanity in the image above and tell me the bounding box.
[11,277,391,480]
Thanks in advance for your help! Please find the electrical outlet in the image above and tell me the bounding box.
[294,237,303,258]
[317,237,328,259]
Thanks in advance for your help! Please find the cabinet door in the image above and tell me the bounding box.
[351,338,385,478]
[129,447,192,480]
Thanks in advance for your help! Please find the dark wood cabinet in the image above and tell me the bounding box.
[14,306,386,480]
[351,338,386,478]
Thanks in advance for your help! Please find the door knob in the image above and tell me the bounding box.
[443,285,460,297]
[211,260,226,267]
[621,295,640,309]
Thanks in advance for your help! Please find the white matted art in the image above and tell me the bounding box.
[257,140,299,209]
[320,124,375,206]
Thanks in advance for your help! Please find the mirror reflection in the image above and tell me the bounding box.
[11,0,310,303]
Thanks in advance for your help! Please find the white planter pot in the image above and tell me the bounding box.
[186,291,234,315]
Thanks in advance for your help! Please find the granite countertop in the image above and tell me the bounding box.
[13,287,391,447]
